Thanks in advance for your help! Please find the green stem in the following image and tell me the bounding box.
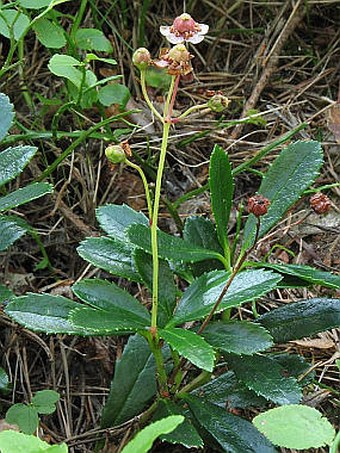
[140,70,164,123]
[177,103,209,120]
[330,430,340,453]
[145,332,168,394]
[126,159,153,219]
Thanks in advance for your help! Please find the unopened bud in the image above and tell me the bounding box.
[248,194,270,217]
[105,144,126,164]
[132,47,151,70]
[309,193,331,214]
[208,94,230,112]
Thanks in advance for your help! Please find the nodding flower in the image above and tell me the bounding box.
[153,44,194,76]
[160,13,209,44]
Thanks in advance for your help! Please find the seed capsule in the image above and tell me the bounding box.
[248,194,270,217]
[309,193,331,214]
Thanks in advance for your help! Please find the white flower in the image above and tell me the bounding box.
[160,13,209,44]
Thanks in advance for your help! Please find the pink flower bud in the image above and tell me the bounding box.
[132,47,152,70]
[248,195,270,217]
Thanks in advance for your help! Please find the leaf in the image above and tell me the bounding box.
[271,353,315,385]
[128,224,225,264]
[0,182,53,212]
[170,269,281,325]
[101,335,157,427]
[77,237,141,281]
[48,54,95,89]
[0,93,14,141]
[258,297,340,342]
[183,395,277,453]
[0,367,9,392]
[18,0,56,8]
[209,145,234,251]
[75,28,112,52]
[0,10,30,40]
[98,84,131,108]
[31,390,60,415]
[33,18,66,49]
[243,141,323,248]
[96,204,148,241]
[134,249,177,327]
[0,215,27,252]
[159,328,215,372]
[253,405,335,449]
[203,321,273,355]
[0,431,68,452]
[121,416,184,453]
[0,146,37,188]
[226,354,302,405]
[0,285,14,304]
[6,404,39,434]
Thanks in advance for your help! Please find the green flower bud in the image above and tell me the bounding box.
[105,144,127,164]
[132,47,152,70]
[208,94,230,112]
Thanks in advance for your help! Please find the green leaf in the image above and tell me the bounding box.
[96,204,148,241]
[184,395,277,453]
[101,335,157,427]
[128,224,225,265]
[0,215,27,251]
[6,403,39,434]
[134,249,176,327]
[98,84,131,108]
[0,431,68,453]
[33,18,66,48]
[0,93,14,141]
[48,54,97,89]
[0,285,14,304]
[0,9,30,40]
[159,327,215,372]
[226,354,302,405]
[18,0,55,8]
[0,146,37,188]
[0,182,53,212]
[0,367,9,392]
[32,390,60,415]
[77,237,141,281]
[209,145,234,251]
[203,321,273,355]
[271,353,315,385]
[258,297,340,342]
[121,415,184,453]
[253,405,335,449]
[170,269,281,325]
[5,293,92,335]
[75,28,112,52]
[243,141,323,248]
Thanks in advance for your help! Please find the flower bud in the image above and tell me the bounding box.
[105,144,127,164]
[132,47,151,70]
[208,94,230,112]
[168,44,191,63]
[309,193,331,214]
[248,194,270,217]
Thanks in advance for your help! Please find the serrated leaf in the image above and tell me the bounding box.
[0,215,27,251]
[170,269,281,325]
[121,415,184,453]
[96,204,148,241]
[0,182,53,212]
[0,93,14,141]
[0,10,30,40]
[6,404,39,434]
[32,390,59,414]
[159,328,215,372]
[128,224,225,265]
[77,237,141,281]
[0,367,9,392]
[184,395,277,453]
[0,431,68,453]
[101,335,157,427]
[253,405,335,449]
[271,353,314,385]
[243,141,323,248]
[75,28,112,52]
[0,146,37,188]
[209,145,234,251]
[203,321,273,355]
[226,354,302,405]
[33,18,66,48]
[258,297,340,342]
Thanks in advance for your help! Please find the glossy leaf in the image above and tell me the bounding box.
[184,395,277,453]
[209,145,233,251]
[159,327,215,372]
[0,10,30,40]
[258,297,340,342]
[0,93,14,141]
[0,431,67,453]
[6,404,38,434]
[75,28,112,52]
[31,390,60,415]
[0,146,37,187]
[170,269,281,325]
[203,321,273,355]
[271,353,314,385]
[253,405,335,449]
[0,215,27,252]
[101,335,157,427]
[243,141,323,248]
[0,182,53,212]
[33,18,66,49]
[226,354,302,405]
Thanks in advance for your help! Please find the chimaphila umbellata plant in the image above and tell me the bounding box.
[5,13,340,453]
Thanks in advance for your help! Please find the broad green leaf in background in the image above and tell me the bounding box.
[226,354,302,405]
[0,93,14,141]
[33,18,66,48]
[0,431,68,453]
[75,28,112,52]
[0,215,27,251]
[121,415,184,453]
[0,182,53,212]
[258,298,340,342]
[243,141,323,249]
[253,405,335,450]
[0,10,30,40]
[209,145,234,252]
[31,390,60,415]
[0,146,37,187]
[101,335,157,427]
[170,269,281,325]
[6,403,39,434]
[19,0,56,8]
[159,327,215,372]
[202,321,273,355]
[0,367,9,392]
[183,395,277,453]
[98,84,131,108]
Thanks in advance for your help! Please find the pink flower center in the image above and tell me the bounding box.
[172,13,199,34]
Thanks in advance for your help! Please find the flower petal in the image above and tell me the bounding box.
[198,23,209,35]
[159,26,171,36]
[166,34,185,44]
[187,34,205,44]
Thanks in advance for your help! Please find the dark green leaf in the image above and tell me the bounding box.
[203,321,273,355]
[101,334,157,427]
[32,390,60,415]
[0,93,14,141]
[75,28,112,52]
[159,328,215,372]
[170,269,281,325]
[33,18,66,49]
[0,10,30,40]
[0,215,27,251]
[98,84,131,108]
[0,182,53,212]
[184,395,277,453]
[6,404,39,434]
[243,141,323,248]
[0,146,37,187]
[226,354,302,405]
[258,298,340,342]
[209,145,233,251]
[271,353,314,385]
